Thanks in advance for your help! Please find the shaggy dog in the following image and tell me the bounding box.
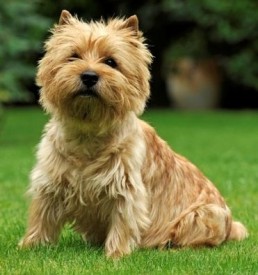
[19,10,248,258]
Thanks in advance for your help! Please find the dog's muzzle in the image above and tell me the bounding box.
[75,71,99,98]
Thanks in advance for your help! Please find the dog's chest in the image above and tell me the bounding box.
[59,152,121,216]
[42,128,145,224]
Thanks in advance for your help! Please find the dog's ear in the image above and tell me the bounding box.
[123,15,139,34]
[59,10,73,25]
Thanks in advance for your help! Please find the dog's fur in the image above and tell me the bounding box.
[19,10,248,258]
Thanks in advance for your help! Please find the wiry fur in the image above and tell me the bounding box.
[19,10,248,258]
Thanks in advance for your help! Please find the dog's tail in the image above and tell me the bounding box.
[228,221,248,241]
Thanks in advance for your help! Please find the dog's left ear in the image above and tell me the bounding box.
[59,10,73,25]
[123,15,139,34]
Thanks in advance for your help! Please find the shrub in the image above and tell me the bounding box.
[0,1,51,103]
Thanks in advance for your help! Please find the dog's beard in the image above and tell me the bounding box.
[65,90,125,131]
[71,95,102,120]
[64,79,128,121]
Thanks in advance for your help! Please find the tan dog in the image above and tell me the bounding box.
[19,10,248,258]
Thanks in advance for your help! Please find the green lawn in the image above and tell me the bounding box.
[0,108,257,274]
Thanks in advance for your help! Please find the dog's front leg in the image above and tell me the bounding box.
[105,174,150,258]
[105,200,133,258]
[19,195,65,248]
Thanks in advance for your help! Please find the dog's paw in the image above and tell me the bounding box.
[106,250,123,259]
[105,248,131,259]
[105,237,133,259]
[18,238,38,249]
[18,235,50,249]
[105,240,134,259]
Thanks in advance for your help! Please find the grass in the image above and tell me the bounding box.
[0,107,258,274]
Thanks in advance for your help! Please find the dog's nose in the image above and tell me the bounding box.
[80,71,99,88]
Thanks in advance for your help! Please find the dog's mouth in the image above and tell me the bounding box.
[74,88,99,98]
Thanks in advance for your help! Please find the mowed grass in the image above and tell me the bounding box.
[0,107,258,274]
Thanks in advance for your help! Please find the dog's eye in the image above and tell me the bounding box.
[68,53,80,61]
[104,58,117,68]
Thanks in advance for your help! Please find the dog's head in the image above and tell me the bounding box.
[37,10,152,128]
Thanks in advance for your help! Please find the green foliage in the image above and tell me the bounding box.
[0,1,51,103]
[162,0,258,90]
[1,0,257,104]
[0,103,3,126]
[0,108,258,273]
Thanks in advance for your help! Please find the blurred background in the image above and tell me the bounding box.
[1,0,258,111]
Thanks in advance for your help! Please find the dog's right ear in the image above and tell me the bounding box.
[123,15,139,34]
[59,10,73,25]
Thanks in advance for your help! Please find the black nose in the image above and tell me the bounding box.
[80,71,99,88]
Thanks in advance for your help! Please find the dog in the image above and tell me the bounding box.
[19,10,248,258]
